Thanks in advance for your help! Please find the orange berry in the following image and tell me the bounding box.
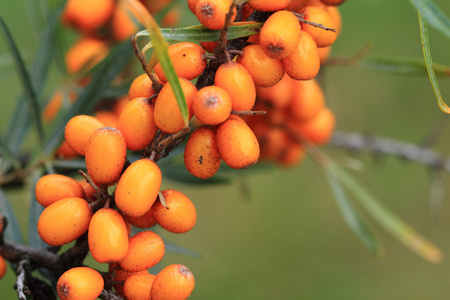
[300,6,337,48]
[162,7,181,27]
[35,174,85,207]
[195,0,236,30]
[193,86,232,125]
[64,115,104,156]
[277,140,305,167]
[0,255,6,279]
[214,61,256,111]
[94,111,118,128]
[241,4,254,21]
[318,45,332,64]
[289,107,335,145]
[260,11,301,60]
[109,264,148,297]
[237,44,285,87]
[55,140,79,159]
[259,128,288,160]
[62,0,115,33]
[150,264,195,300]
[247,33,260,44]
[188,0,200,13]
[200,41,218,53]
[255,73,294,109]
[184,126,221,179]
[128,73,159,100]
[65,37,108,75]
[117,97,157,151]
[154,78,197,133]
[88,208,129,263]
[142,0,174,13]
[85,127,127,185]
[247,0,292,11]
[282,31,320,80]
[123,208,158,229]
[115,159,162,217]
[77,180,96,202]
[286,0,309,11]
[154,42,207,83]
[114,96,130,117]
[288,78,324,121]
[124,273,156,300]
[216,115,260,169]
[111,0,148,41]
[38,197,92,246]
[326,6,342,35]
[43,90,77,122]
[152,189,197,233]
[57,267,104,300]
[321,0,346,5]
[119,231,165,272]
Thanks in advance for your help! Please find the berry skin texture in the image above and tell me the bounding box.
[85,127,127,185]
[260,10,301,60]
[195,0,236,30]
[154,42,207,83]
[65,38,108,75]
[0,255,6,279]
[128,73,159,100]
[38,197,92,246]
[288,78,325,121]
[124,273,156,300]
[150,264,195,300]
[119,231,165,272]
[117,97,158,151]
[282,30,320,81]
[57,267,104,300]
[123,208,158,229]
[300,6,337,48]
[88,208,129,263]
[55,140,79,159]
[237,44,285,87]
[214,61,256,111]
[184,126,221,179]
[152,189,197,233]
[109,264,148,297]
[247,0,292,11]
[216,115,260,169]
[115,159,162,217]
[62,0,115,33]
[154,78,197,134]
[321,0,346,5]
[64,115,104,156]
[193,86,232,125]
[35,174,85,207]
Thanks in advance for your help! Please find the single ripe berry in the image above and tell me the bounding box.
[88,208,129,263]
[0,255,6,279]
[94,111,119,128]
[65,38,108,75]
[115,159,162,217]
[43,90,77,122]
[117,97,158,151]
[152,189,197,233]
[62,0,115,33]
[35,174,85,207]
[55,140,79,159]
[111,0,148,41]
[277,140,305,167]
[124,273,156,300]
[247,0,292,11]
[64,115,104,156]
[255,73,294,109]
[184,126,221,179]
[38,197,92,246]
[119,231,165,272]
[192,86,232,125]
[123,208,158,229]
[85,127,127,185]
[200,41,218,53]
[150,264,195,300]
[260,10,301,60]
[318,46,332,64]
[57,267,104,300]
[288,78,325,121]
[289,107,335,145]
[109,263,148,297]
[214,61,256,111]
[195,0,236,30]
[188,0,200,13]
[128,73,159,100]
[154,42,207,83]
[77,179,96,202]
[300,6,337,48]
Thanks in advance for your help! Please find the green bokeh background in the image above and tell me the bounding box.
[1,0,450,299]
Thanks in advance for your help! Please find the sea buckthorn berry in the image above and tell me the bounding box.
[117,97,157,151]
[94,111,119,128]
[188,0,200,13]
[277,140,305,167]
[326,6,342,35]
[85,127,127,185]
[259,128,288,160]
[255,73,294,109]
[153,189,197,233]
[321,0,346,5]
[119,231,165,272]
[38,197,92,246]
[111,0,148,41]
[64,115,104,156]
[289,107,335,145]
[200,41,219,53]
[247,0,292,11]
[247,34,260,44]
[195,0,237,30]
[0,255,6,279]
[241,4,254,21]
[35,174,85,207]
[282,31,320,80]
[237,44,285,87]
[286,0,309,11]
[260,11,301,60]
[88,208,129,263]
[288,78,324,121]
[217,115,260,169]
[77,179,96,202]
[154,78,197,133]
[215,61,256,111]
[115,159,162,217]
[154,42,207,83]
[110,263,148,297]
[62,0,115,33]
[55,140,79,159]
[193,86,232,125]
[57,267,104,300]
[123,208,158,228]
[300,6,337,48]
[124,273,156,300]
[184,126,221,179]
[128,73,159,100]
[65,37,108,75]
[318,46,332,64]
[150,264,195,300]
[43,90,77,122]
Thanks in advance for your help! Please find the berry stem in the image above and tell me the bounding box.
[232,110,266,115]
[293,12,337,32]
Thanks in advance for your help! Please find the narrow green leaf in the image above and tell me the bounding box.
[28,169,47,248]
[164,239,201,258]
[0,14,45,150]
[52,159,87,170]
[0,139,21,172]
[328,164,443,264]
[0,188,23,244]
[410,0,450,39]
[162,165,233,184]
[324,171,384,256]
[418,12,450,114]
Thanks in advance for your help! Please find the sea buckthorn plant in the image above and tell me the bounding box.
[1,0,450,299]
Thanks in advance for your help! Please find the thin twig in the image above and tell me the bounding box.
[293,12,337,32]
[99,289,125,300]
[215,1,239,62]
[16,258,30,300]
[232,110,266,116]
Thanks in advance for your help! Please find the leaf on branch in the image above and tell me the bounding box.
[0,138,21,172]
[0,188,23,244]
[410,0,450,40]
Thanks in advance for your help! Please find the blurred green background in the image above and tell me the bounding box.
[1,0,450,299]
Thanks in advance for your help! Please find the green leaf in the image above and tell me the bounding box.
[28,169,47,248]
[327,164,443,264]
[161,165,234,184]
[0,188,23,244]
[52,159,86,170]
[418,12,450,114]
[410,0,450,39]
[324,171,384,256]
[0,14,45,150]
[0,138,21,172]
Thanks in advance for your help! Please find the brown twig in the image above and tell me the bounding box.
[293,12,337,32]
[99,289,125,300]
[232,110,266,116]
[15,258,30,300]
